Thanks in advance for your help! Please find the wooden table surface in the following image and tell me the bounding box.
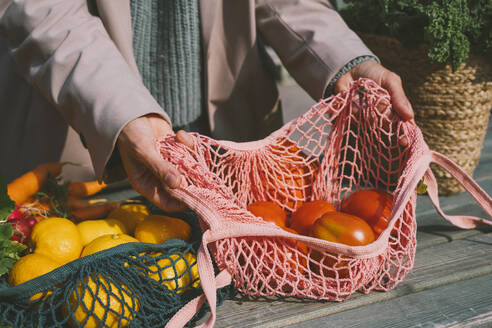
[102,112,492,328]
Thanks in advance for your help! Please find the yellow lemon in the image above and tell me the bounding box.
[8,253,61,300]
[134,215,191,244]
[30,217,83,264]
[148,252,200,293]
[81,234,139,257]
[67,275,138,328]
[77,219,128,247]
[107,203,149,233]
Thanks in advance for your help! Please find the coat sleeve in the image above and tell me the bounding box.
[255,0,378,101]
[0,0,171,181]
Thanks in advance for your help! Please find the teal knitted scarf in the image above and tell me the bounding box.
[130,0,202,128]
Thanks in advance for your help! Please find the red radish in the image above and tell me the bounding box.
[6,206,38,243]
[10,235,22,242]
[26,217,37,228]
[8,219,30,243]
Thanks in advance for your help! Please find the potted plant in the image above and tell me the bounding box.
[340,0,492,194]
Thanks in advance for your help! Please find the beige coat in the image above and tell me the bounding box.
[0,0,375,182]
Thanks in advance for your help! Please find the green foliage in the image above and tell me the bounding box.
[0,173,26,277]
[341,0,492,71]
[0,173,15,221]
[0,223,27,277]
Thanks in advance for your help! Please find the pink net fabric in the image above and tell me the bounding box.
[158,78,427,302]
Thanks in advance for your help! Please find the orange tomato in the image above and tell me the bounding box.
[310,212,375,246]
[260,227,308,277]
[309,212,374,278]
[260,140,317,212]
[341,189,393,236]
[281,227,308,274]
[290,200,336,236]
[247,201,287,228]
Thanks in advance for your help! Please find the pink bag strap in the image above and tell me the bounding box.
[424,151,492,229]
[165,231,232,328]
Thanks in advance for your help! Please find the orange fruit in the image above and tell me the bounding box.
[341,189,393,236]
[247,201,287,227]
[81,233,139,257]
[67,275,138,328]
[8,253,60,300]
[30,217,83,264]
[76,219,128,247]
[147,252,200,293]
[107,203,149,234]
[134,215,191,244]
[290,200,336,235]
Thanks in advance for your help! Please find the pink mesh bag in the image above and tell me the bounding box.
[158,79,492,328]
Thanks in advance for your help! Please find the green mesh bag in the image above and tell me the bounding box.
[0,210,235,328]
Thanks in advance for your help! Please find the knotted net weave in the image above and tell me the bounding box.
[0,210,235,328]
[159,78,427,302]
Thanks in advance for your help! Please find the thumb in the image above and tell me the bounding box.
[176,130,195,149]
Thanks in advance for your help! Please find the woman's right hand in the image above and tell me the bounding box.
[117,114,193,212]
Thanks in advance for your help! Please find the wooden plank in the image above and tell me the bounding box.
[209,233,492,328]
[416,202,492,247]
[286,274,492,328]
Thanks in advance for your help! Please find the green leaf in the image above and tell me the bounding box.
[0,172,15,220]
[0,222,26,278]
[0,223,13,240]
[0,257,15,276]
[417,177,428,195]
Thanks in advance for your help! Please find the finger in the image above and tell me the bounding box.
[152,156,182,189]
[334,73,353,94]
[380,71,414,121]
[334,73,362,115]
[153,188,188,212]
[176,130,195,149]
[399,136,409,147]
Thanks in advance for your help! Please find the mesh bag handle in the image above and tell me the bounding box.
[424,151,492,228]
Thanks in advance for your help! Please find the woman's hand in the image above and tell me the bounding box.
[334,60,414,121]
[117,114,193,212]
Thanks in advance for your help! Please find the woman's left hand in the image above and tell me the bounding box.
[334,60,414,121]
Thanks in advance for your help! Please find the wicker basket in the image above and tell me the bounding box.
[360,33,492,194]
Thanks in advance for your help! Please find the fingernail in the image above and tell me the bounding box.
[165,172,180,188]
[399,136,409,147]
[177,130,194,147]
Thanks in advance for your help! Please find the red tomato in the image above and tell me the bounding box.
[310,212,375,246]
[341,189,393,236]
[247,201,287,227]
[290,200,336,235]
[248,227,308,278]
[309,212,374,278]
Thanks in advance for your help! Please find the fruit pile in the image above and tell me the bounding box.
[1,163,200,327]
[246,188,394,280]
[248,188,393,247]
